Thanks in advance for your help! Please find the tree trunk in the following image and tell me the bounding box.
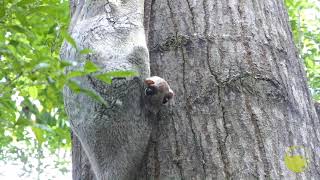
[65,0,320,179]
[315,102,320,120]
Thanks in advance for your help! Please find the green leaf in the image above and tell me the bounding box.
[95,74,112,84]
[59,60,72,68]
[0,99,16,110]
[67,80,107,106]
[67,70,86,79]
[9,40,19,46]
[80,88,108,106]
[80,48,92,54]
[61,30,77,49]
[34,123,53,132]
[28,86,38,99]
[8,25,27,33]
[84,61,100,73]
[15,117,33,126]
[0,0,4,19]
[66,80,82,93]
[16,9,29,26]
[16,0,33,7]
[104,70,138,77]
[94,70,138,84]
[32,127,45,144]
[28,5,52,14]
[47,23,58,34]
[66,61,100,79]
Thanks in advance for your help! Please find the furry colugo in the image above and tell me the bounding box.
[63,75,174,180]
[144,76,174,113]
[61,0,175,179]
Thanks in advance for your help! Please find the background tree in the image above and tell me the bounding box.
[285,0,320,101]
[0,0,71,178]
[66,0,320,179]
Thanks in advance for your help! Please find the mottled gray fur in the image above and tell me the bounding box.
[60,0,159,179]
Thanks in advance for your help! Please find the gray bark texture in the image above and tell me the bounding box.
[315,102,320,120]
[62,0,320,179]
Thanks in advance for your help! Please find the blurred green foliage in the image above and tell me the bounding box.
[0,0,71,178]
[285,0,320,101]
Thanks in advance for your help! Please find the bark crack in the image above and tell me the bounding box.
[143,0,155,41]
[205,43,220,86]
[217,86,231,179]
[185,0,196,33]
[165,2,186,177]
[203,0,220,84]
[166,0,178,33]
[269,47,289,95]
[153,118,160,180]
[171,113,184,179]
[204,23,231,178]
[202,0,209,37]
[245,96,271,178]
[199,135,208,177]
[180,47,207,178]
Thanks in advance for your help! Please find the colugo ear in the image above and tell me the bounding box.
[144,79,155,85]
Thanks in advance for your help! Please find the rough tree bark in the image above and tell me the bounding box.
[64,0,320,179]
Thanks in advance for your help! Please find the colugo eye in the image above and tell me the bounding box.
[162,97,169,104]
[145,86,157,96]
